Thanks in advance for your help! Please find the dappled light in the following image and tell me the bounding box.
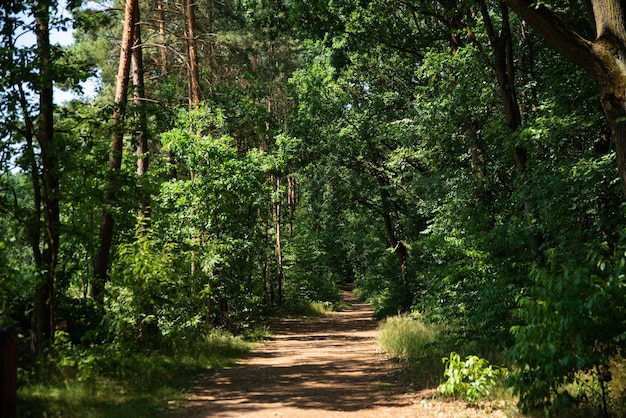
[173,290,508,417]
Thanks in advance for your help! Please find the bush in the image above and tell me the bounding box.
[508,246,626,414]
[438,352,508,402]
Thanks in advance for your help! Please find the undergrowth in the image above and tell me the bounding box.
[376,314,518,413]
[17,328,257,418]
[376,314,445,389]
[276,300,340,317]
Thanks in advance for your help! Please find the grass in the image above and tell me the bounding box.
[377,314,437,361]
[376,314,523,415]
[376,314,446,390]
[376,315,626,417]
[16,329,256,418]
[276,300,338,318]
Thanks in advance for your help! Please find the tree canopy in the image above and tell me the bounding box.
[3,0,626,415]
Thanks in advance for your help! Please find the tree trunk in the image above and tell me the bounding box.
[288,174,296,237]
[274,177,283,306]
[132,0,149,223]
[157,0,168,76]
[30,0,60,355]
[501,0,626,198]
[379,181,408,286]
[478,1,544,252]
[27,0,60,353]
[93,0,137,302]
[478,1,527,172]
[184,0,201,106]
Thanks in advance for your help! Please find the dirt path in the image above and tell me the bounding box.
[172,288,509,417]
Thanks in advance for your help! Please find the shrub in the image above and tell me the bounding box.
[508,247,626,414]
[438,352,508,402]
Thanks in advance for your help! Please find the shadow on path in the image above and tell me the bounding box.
[173,288,410,417]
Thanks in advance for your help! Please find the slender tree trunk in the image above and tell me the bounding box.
[31,0,60,354]
[93,0,137,302]
[478,1,527,171]
[288,174,296,237]
[379,184,408,286]
[157,0,168,76]
[184,0,201,106]
[132,0,149,223]
[467,124,485,179]
[262,219,269,304]
[274,177,283,306]
[478,1,543,252]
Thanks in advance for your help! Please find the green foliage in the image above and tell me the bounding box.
[108,230,190,342]
[377,314,437,361]
[18,328,253,417]
[508,243,626,413]
[438,352,508,402]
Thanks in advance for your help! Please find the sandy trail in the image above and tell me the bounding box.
[172,288,508,417]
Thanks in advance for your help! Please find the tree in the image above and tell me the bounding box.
[501,0,626,199]
[30,0,61,355]
[131,0,149,222]
[93,0,137,302]
[184,0,201,106]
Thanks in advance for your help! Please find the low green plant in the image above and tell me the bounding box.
[377,314,437,361]
[437,352,508,402]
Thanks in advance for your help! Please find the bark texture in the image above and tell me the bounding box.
[132,0,149,222]
[93,0,137,302]
[184,0,201,106]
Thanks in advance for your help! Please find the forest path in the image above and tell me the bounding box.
[172,287,507,417]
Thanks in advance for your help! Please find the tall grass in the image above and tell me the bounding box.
[377,314,437,361]
[376,314,445,389]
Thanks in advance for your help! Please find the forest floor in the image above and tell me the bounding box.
[170,287,512,417]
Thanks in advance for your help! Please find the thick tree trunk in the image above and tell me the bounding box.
[31,0,60,354]
[501,0,626,198]
[93,0,137,302]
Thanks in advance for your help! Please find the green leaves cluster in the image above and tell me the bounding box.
[508,244,626,412]
[438,352,508,402]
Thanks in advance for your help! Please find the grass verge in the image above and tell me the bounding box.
[16,329,256,418]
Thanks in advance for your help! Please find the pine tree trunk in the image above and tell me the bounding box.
[157,0,168,76]
[274,177,283,306]
[132,0,149,223]
[184,0,201,106]
[93,0,137,302]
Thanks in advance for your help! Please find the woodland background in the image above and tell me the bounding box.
[3,0,626,416]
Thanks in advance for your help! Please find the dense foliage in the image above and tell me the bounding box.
[2,0,626,415]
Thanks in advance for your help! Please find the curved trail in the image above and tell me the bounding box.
[173,288,507,417]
